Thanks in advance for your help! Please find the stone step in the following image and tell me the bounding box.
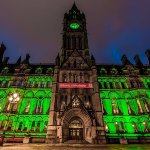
[64,140,89,144]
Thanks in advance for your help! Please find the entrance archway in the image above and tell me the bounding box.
[62,108,93,143]
[69,117,83,140]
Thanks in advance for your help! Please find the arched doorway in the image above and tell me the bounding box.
[62,108,93,143]
[69,117,83,140]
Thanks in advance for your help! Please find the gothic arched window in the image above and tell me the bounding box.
[79,37,82,49]
[137,81,143,88]
[132,122,138,133]
[126,100,132,114]
[147,82,150,88]
[37,121,40,131]
[112,98,119,114]
[72,36,76,49]
[47,81,50,88]
[115,122,119,133]
[115,82,120,89]
[137,99,143,113]
[73,74,77,82]
[40,82,44,88]
[130,80,135,88]
[104,82,107,89]
[63,74,67,82]
[18,122,23,131]
[28,81,32,88]
[143,122,149,132]
[25,100,30,113]
[30,121,35,131]
[121,82,126,89]
[44,121,48,131]
[120,122,125,133]
[74,60,76,68]
[110,82,113,89]
[68,37,71,49]
[104,122,109,132]
[99,82,102,89]
[72,96,80,108]
[79,72,83,82]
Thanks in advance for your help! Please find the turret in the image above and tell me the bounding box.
[134,55,143,66]
[121,54,132,65]
[145,49,150,65]
[16,56,21,65]
[22,53,30,64]
[91,54,96,66]
[0,42,6,63]
[2,57,9,65]
[55,53,60,66]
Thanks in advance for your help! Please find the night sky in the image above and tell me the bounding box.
[0,0,150,64]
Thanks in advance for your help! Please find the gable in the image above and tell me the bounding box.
[62,50,90,69]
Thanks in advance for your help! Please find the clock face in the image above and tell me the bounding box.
[70,22,80,29]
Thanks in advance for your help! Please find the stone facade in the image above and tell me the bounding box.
[0,3,150,145]
[46,3,105,144]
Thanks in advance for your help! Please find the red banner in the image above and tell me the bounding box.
[59,83,93,88]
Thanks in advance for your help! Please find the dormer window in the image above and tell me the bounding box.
[100,67,107,75]
[35,67,42,74]
[110,68,118,75]
[1,67,9,74]
[46,67,53,75]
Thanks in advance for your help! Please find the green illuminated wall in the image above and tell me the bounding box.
[0,75,52,138]
[98,75,150,139]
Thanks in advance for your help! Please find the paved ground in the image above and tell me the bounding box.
[0,144,149,150]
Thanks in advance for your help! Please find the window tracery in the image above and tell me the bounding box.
[25,100,30,113]
[132,122,138,132]
[137,99,143,113]
[72,96,80,108]
[110,68,118,75]
[112,98,119,114]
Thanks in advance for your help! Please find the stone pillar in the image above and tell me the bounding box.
[23,137,30,144]
[120,138,128,144]
[76,37,79,49]
[57,126,62,143]
[91,126,96,144]
[91,66,106,144]
[46,66,59,143]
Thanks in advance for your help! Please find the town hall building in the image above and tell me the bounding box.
[0,3,150,144]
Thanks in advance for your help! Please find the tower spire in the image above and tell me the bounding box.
[71,2,78,11]
[60,3,89,64]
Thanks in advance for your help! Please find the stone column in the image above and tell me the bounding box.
[91,66,106,144]
[23,136,30,144]
[46,66,60,143]
[120,138,128,144]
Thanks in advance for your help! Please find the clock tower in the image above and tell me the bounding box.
[60,2,90,65]
[46,3,106,144]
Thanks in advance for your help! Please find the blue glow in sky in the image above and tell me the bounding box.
[0,0,150,64]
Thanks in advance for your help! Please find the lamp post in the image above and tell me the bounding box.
[0,92,20,146]
[8,92,20,109]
